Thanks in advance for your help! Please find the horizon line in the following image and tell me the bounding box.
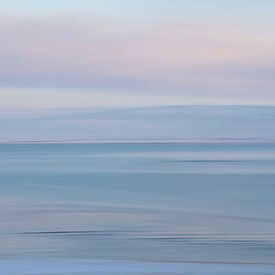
[1,138,275,145]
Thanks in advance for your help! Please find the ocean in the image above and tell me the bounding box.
[0,143,274,273]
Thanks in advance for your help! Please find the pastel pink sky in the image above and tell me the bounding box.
[0,1,275,109]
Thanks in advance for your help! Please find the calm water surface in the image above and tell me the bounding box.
[0,143,275,273]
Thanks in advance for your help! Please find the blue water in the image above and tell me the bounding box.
[0,143,275,273]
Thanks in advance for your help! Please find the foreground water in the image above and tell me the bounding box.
[0,143,274,273]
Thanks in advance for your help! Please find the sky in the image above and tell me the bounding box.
[0,0,275,110]
[1,0,275,111]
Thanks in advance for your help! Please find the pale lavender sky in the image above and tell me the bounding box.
[0,0,275,110]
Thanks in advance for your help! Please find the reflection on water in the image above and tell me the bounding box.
[0,143,275,269]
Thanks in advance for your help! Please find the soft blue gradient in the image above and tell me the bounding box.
[0,143,275,266]
[1,106,275,142]
[0,259,274,275]
[1,2,275,273]
[3,0,275,24]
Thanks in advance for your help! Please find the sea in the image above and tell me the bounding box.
[0,142,274,274]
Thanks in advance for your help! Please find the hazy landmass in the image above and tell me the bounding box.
[1,105,275,142]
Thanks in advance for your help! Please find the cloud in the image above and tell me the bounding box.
[0,13,274,102]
